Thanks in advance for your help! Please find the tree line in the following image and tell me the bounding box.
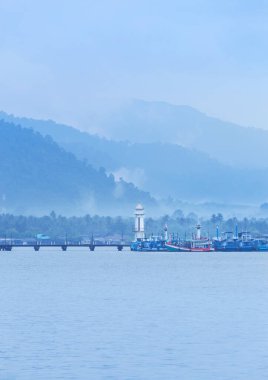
[1,210,268,240]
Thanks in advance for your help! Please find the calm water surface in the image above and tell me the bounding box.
[0,248,268,380]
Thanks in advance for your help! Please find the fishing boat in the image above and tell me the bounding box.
[165,224,213,252]
[213,227,267,252]
[166,239,213,252]
[131,236,167,252]
[254,239,268,251]
[213,231,240,251]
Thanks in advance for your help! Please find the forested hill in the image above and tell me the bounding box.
[0,121,154,215]
[2,111,268,204]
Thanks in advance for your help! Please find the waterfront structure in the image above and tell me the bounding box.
[134,203,145,240]
[164,224,168,241]
[196,224,201,239]
[131,204,167,251]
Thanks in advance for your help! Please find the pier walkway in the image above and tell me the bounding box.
[0,243,130,252]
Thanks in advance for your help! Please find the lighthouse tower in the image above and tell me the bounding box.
[196,224,201,240]
[164,224,168,241]
[134,204,145,240]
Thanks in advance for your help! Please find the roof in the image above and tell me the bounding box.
[135,203,144,210]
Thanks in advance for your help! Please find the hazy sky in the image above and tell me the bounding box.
[0,0,268,131]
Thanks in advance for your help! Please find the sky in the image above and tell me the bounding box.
[0,0,268,131]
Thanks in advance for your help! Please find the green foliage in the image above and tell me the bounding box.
[0,120,154,214]
[1,212,268,240]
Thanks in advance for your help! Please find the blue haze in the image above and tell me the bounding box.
[0,1,268,130]
[2,110,268,210]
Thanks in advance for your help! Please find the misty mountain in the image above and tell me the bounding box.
[0,120,154,215]
[1,111,268,205]
[86,99,268,169]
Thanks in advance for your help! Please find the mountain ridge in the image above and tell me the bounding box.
[1,109,268,206]
[84,99,268,169]
[3,99,268,169]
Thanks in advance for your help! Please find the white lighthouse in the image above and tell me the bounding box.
[134,204,145,240]
[196,224,201,240]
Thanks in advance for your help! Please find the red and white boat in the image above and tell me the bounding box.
[165,224,214,252]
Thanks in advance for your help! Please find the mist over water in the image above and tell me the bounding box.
[1,248,268,380]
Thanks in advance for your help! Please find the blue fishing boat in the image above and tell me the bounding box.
[213,226,266,252]
[238,232,255,251]
[253,239,268,251]
[130,236,167,252]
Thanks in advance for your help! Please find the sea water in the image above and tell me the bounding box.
[0,248,267,380]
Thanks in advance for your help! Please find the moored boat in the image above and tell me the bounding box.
[165,224,213,252]
[131,236,167,252]
[253,238,268,251]
[165,241,213,252]
[213,228,268,252]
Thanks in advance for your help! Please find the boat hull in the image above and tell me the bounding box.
[165,243,213,252]
[131,239,167,252]
[165,243,190,252]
